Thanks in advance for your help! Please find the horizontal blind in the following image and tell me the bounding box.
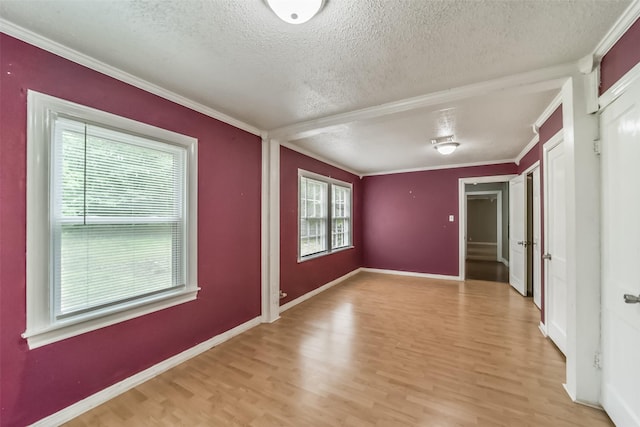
[331,184,351,249]
[300,176,328,257]
[52,117,186,318]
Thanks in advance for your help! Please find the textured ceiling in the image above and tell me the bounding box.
[0,0,632,174]
[293,89,559,175]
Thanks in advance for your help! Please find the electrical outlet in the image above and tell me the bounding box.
[449,215,455,222]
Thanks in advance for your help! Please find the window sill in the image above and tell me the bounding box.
[22,287,200,349]
[298,245,355,263]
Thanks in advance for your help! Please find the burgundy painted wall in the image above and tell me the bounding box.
[0,35,262,426]
[600,18,640,95]
[280,147,363,305]
[362,163,517,277]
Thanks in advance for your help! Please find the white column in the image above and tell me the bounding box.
[562,73,601,404]
[261,135,281,323]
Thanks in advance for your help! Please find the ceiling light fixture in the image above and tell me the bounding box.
[266,0,325,24]
[431,135,460,155]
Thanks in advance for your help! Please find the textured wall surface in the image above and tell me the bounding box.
[0,34,262,426]
[279,147,363,305]
[362,163,517,277]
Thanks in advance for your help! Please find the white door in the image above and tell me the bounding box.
[544,136,567,355]
[532,167,542,309]
[509,175,526,295]
[600,78,640,426]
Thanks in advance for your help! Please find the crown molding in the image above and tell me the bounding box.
[514,134,541,165]
[279,142,362,177]
[592,0,640,60]
[269,63,574,141]
[534,92,563,130]
[0,19,262,136]
[362,160,517,177]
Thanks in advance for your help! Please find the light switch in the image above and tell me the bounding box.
[449,215,455,222]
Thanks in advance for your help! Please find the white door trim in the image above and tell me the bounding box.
[458,174,516,280]
[542,130,564,330]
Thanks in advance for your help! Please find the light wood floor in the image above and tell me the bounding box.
[67,273,611,426]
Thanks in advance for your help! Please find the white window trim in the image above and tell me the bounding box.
[24,90,199,349]
[297,169,354,262]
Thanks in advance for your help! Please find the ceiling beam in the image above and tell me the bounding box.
[269,63,575,141]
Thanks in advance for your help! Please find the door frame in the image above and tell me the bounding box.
[541,130,564,335]
[465,190,502,262]
[520,161,542,308]
[458,174,516,280]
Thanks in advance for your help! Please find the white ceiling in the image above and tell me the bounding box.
[0,0,632,175]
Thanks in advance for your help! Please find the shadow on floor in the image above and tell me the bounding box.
[466,259,509,283]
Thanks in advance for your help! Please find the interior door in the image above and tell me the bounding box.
[509,175,526,295]
[600,77,640,426]
[544,137,567,355]
[532,167,542,309]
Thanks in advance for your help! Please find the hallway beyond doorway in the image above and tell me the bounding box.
[466,260,509,283]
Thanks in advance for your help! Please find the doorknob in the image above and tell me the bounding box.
[624,294,640,304]
[542,254,552,260]
[517,241,525,246]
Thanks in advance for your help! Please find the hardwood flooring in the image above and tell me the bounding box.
[465,260,510,283]
[66,273,611,426]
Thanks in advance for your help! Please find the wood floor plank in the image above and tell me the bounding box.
[65,272,612,426]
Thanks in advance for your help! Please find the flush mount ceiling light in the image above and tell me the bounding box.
[266,0,325,24]
[431,135,460,155]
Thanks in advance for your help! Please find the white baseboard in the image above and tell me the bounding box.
[279,267,362,313]
[30,316,262,426]
[500,258,509,267]
[361,268,461,282]
[538,321,547,337]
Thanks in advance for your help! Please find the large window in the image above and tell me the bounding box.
[25,91,198,349]
[299,170,352,259]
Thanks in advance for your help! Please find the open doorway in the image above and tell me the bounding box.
[464,183,509,282]
[458,174,516,282]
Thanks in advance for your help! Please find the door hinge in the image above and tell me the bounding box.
[593,139,601,155]
[593,352,602,369]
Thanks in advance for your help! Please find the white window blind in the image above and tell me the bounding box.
[299,176,328,257]
[52,117,186,318]
[298,171,353,260]
[331,184,351,249]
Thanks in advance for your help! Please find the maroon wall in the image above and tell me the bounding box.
[362,163,517,277]
[280,147,363,305]
[0,35,262,426]
[600,18,640,94]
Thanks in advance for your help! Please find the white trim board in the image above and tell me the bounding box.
[515,134,540,165]
[0,19,261,137]
[29,316,262,427]
[534,92,563,131]
[591,0,640,60]
[363,160,516,177]
[269,63,573,141]
[280,142,362,178]
[361,268,461,282]
[599,61,640,111]
[279,268,362,313]
[539,321,548,337]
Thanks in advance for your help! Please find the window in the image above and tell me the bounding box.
[299,170,352,259]
[24,91,198,349]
